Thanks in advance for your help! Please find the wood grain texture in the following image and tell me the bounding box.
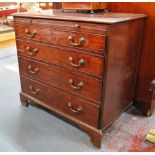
[62,2,107,10]
[14,17,108,34]
[101,19,145,128]
[20,91,103,148]
[18,56,103,104]
[16,40,104,77]
[13,10,146,24]
[107,2,155,114]
[15,25,106,53]
[20,75,100,128]
[13,13,146,148]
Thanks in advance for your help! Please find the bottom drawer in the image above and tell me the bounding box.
[20,75,100,128]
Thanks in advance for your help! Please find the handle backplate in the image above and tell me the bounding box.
[68,57,85,67]
[29,85,40,95]
[69,78,84,90]
[28,65,39,74]
[26,46,38,56]
[25,29,37,38]
[67,102,82,113]
[68,35,85,46]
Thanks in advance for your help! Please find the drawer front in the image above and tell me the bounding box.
[15,25,106,52]
[16,40,104,77]
[50,30,106,52]
[15,25,51,43]
[14,17,108,33]
[21,75,100,128]
[19,57,102,103]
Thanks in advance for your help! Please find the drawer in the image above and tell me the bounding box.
[51,30,106,52]
[19,57,102,104]
[16,40,104,77]
[21,75,100,128]
[14,17,108,34]
[15,25,106,53]
[15,25,51,43]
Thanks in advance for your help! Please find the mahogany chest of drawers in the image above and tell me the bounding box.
[13,10,146,148]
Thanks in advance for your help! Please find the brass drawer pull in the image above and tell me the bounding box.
[67,102,82,113]
[25,29,37,38]
[26,46,38,56]
[68,57,85,67]
[28,65,39,74]
[69,78,84,90]
[29,85,40,95]
[68,35,85,46]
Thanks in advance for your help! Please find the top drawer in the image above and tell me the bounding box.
[14,17,108,34]
[15,25,106,53]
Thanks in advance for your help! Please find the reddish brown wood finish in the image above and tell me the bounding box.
[15,25,106,52]
[79,124,102,148]
[18,56,102,104]
[20,75,100,128]
[13,12,146,148]
[101,19,145,127]
[13,10,146,24]
[14,17,108,33]
[52,2,62,9]
[62,2,107,11]
[16,40,104,77]
[107,2,155,115]
[15,25,51,42]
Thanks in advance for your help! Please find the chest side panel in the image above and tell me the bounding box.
[101,19,145,128]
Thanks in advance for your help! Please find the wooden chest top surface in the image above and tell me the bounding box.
[13,10,146,24]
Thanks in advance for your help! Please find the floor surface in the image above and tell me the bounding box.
[0,46,155,152]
